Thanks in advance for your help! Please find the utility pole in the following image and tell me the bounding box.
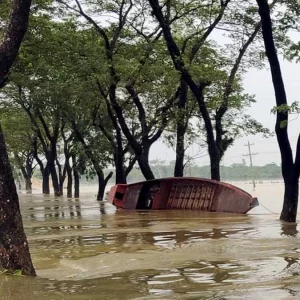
[243,141,258,189]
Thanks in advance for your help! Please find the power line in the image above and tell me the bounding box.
[243,141,258,189]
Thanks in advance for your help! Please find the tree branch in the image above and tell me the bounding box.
[189,0,231,62]
[125,154,138,176]
[57,0,111,53]
[125,83,149,139]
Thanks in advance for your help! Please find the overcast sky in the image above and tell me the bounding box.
[150,57,300,167]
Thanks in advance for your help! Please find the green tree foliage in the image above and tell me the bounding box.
[1,0,288,195]
[0,105,37,191]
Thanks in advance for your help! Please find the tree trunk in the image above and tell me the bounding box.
[114,149,127,184]
[33,145,48,194]
[174,80,188,177]
[42,165,50,194]
[25,176,32,193]
[73,167,80,198]
[0,1,31,86]
[210,154,221,181]
[108,84,158,181]
[137,146,155,180]
[257,0,298,222]
[148,1,220,181]
[24,162,32,193]
[97,171,113,201]
[0,126,36,276]
[0,0,35,275]
[66,164,72,198]
[56,159,64,196]
[17,175,22,190]
[195,88,220,181]
[14,153,33,193]
[281,178,299,223]
[48,160,61,196]
[96,170,105,201]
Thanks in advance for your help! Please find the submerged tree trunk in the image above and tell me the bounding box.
[72,155,80,198]
[24,171,32,193]
[48,160,61,196]
[0,126,36,276]
[56,159,64,196]
[281,178,299,222]
[25,153,33,193]
[280,136,300,221]
[66,163,72,198]
[96,171,105,201]
[15,152,34,193]
[74,169,80,199]
[42,166,50,195]
[0,0,35,275]
[25,176,32,192]
[96,170,113,201]
[67,175,72,198]
[20,170,32,193]
[32,139,49,194]
[257,0,299,222]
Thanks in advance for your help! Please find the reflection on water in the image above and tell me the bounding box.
[1,183,300,300]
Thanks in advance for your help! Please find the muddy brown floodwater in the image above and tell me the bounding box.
[1,181,300,300]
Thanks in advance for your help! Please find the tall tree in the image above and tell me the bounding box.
[69,118,113,200]
[57,0,180,180]
[0,0,36,276]
[256,0,300,222]
[148,0,273,180]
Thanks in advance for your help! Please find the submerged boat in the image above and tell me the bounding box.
[107,177,259,214]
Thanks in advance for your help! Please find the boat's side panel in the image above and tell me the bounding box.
[107,184,127,208]
[107,185,117,205]
[165,180,216,211]
[123,184,142,209]
[212,185,252,214]
[152,181,172,209]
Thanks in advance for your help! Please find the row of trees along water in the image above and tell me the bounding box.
[1,0,275,200]
[1,0,300,275]
[21,161,281,186]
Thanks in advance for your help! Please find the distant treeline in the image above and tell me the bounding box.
[123,161,283,183]
[32,161,282,185]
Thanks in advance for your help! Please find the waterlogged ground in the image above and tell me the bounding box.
[1,182,300,300]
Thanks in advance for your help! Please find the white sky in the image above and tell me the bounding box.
[150,57,300,167]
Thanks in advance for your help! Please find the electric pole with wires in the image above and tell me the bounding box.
[243,141,258,189]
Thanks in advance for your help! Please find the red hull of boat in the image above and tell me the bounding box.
[107,177,258,214]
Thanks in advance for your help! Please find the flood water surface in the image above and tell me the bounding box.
[1,182,300,300]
